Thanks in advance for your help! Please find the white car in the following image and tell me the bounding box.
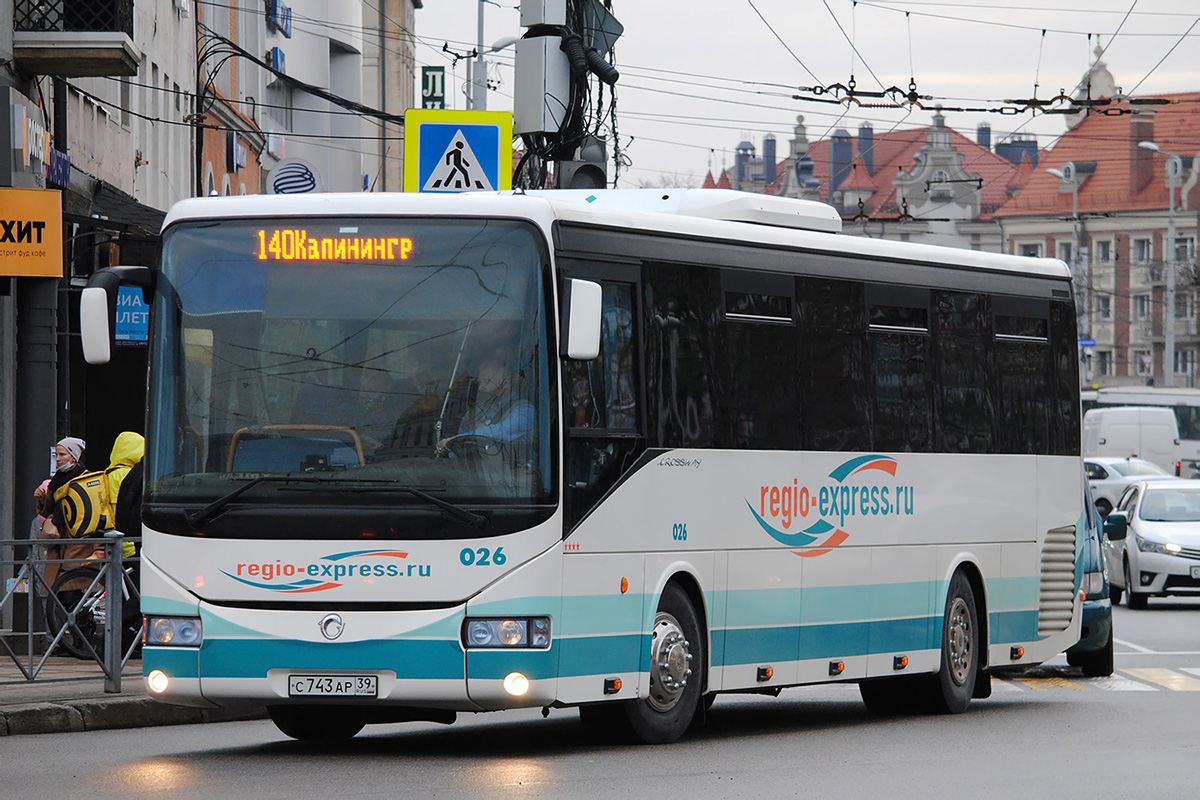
[1084,457,1173,517]
[1103,479,1200,609]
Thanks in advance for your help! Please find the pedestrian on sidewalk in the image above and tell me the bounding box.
[34,436,89,587]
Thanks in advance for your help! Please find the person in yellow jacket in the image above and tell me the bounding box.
[105,431,144,559]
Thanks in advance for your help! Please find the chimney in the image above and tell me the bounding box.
[977,123,992,150]
[1131,111,1155,194]
[830,129,853,198]
[763,135,777,187]
[858,123,874,176]
[735,140,755,191]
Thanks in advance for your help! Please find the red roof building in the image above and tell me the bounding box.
[995,93,1200,387]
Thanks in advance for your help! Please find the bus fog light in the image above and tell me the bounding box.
[147,670,170,694]
[146,616,203,647]
[503,672,530,696]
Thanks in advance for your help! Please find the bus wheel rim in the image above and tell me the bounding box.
[947,596,972,686]
[647,611,692,712]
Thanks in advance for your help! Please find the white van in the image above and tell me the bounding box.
[1082,406,1182,474]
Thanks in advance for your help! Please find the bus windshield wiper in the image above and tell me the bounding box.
[185,476,311,527]
[185,476,488,530]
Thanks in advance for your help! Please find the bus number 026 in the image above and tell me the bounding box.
[672,523,687,541]
[460,547,506,566]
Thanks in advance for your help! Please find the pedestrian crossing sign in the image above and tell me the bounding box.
[403,109,513,193]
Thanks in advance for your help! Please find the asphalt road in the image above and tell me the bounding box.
[4,600,1197,799]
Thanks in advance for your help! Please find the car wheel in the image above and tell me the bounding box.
[1124,560,1148,610]
[1094,498,1112,518]
[1079,628,1115,678]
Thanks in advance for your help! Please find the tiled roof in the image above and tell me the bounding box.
[716,170,732,190]
[806,125,1023,219]
[994,92,1200,217]
[702,171,717,189]
[838,159,878,192]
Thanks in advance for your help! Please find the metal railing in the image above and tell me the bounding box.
[13,0,134,35]
[1,529,140,692]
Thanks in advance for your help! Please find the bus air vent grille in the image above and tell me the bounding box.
[1037,525,1077,636]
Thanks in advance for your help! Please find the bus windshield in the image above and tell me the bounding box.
[146,217,554,513]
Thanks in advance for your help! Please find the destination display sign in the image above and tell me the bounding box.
[256,228,414,262]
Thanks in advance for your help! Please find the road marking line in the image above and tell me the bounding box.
[1012,677,1088,692]
[1085,675,1157,692]
[989,677,1023,692]
[1184,668,1200,679]
[1123,668,1200,691]
[1113,637,1156,654]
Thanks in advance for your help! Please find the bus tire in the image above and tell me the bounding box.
[268,706,365,741]
[623,582,704,744]
[927,571,978,714]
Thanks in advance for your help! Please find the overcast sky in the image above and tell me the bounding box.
[409,1,1200,187]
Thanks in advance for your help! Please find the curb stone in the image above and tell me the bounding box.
[0,698,267,736]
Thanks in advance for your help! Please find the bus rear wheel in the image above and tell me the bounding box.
[623,583,704,744]
[926,571,978,714]
[268,706,366,741]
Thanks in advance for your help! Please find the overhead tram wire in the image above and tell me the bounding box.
[852,0,1197,37]
[1126,15,1200,96]
[746,0,822,85]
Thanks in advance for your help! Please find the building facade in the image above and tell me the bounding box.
[714,111,1035,253]
[995,94,1200,388]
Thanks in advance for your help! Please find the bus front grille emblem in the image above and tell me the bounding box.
[319,613,345,640]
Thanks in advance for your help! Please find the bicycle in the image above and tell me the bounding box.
[44,552,142,661]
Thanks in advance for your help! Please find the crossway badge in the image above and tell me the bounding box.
[422,130,495,192]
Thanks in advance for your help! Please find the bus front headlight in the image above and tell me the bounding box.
[145,616,203,647]
[462,617,551,649]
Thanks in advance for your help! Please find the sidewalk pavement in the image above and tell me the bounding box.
[0,654,266,737]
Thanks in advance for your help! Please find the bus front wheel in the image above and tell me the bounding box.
[268,706,366,741]
[624,583,705,744]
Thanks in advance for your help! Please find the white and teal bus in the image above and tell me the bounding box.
[81,189,1084,743]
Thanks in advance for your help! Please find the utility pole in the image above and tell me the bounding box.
[1140,141,1182,387]
[473,1,487,111]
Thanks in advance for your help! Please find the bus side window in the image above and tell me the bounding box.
[565,282,643,530]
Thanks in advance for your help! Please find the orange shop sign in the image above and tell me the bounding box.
[0,187,62,277]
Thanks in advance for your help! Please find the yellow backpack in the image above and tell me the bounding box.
[53,468,118,537]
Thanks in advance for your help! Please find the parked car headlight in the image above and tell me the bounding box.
[1135,533,1181,555]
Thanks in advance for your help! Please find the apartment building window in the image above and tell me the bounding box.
[1176,292,1195,319]
[1134,238,1152,264]
[1019,243,1043,258]
[1058,242,1073,263]
[1096,295,1112,320]
[1135,294,1152,320]
[1095,239,1112,263]
[1135,350,1153,376]
[1174,236,1196,263]
[1175,349,1195,377]
[1095,350,1115,377]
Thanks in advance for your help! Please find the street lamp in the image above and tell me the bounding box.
[1139,140,1183,387]
[466,0,519,112]
[1048,162,1089,382]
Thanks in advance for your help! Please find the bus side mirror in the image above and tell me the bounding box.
[80,266,155,365]
[562,279,602,360]
[1103,511,1128,541]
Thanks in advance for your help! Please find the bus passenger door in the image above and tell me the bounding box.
[558,277,648,703]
